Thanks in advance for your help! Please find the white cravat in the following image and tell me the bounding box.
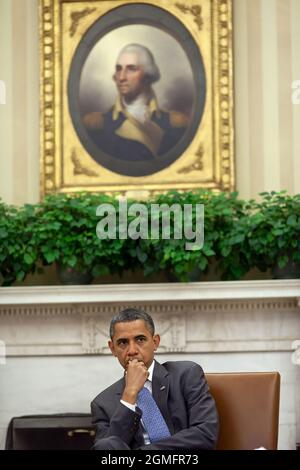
[123,93,152,123]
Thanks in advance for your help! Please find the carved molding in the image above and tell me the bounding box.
[3,280,298,305]
[0,298,298,318]
[82,316,110,354]
[2,300,299,356]
[1,281,299,356]
[71,149,99,177]
[175,4,203,31]
[40,0,56,193]
[82,313,186,354]
[69,8,96,37]
[217,0,234,191]
[0,304,81,317]
[177,145,204,174]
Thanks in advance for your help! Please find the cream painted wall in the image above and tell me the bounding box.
[0,0,39,205]
[234,0,300,198]
[0,0,299,204]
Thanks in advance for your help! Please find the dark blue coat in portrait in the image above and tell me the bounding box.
[83,96,189,163]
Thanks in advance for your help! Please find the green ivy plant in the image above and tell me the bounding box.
[216,191,300,279]
[31,192,131,279]
[247,191,300,276]
[0,200,38,285]
[214,195,253,280]
[138,190,219,282]
[1,190,299,286]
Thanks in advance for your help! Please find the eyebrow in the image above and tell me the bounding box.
[115,64,139,69]
[116,334,147,344]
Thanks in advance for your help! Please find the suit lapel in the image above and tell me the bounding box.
[114,376,125,397]
[152,361,175,435]
[115,115,164,156]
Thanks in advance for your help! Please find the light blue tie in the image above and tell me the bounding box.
[137,386,171,443]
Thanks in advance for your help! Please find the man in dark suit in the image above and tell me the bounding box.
[91,308,219,450]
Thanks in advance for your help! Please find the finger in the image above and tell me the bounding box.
[127,358,138,366]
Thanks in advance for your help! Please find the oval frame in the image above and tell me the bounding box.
[68,3,206,177]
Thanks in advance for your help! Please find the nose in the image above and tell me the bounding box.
[127,340,138,356]
[119,68,127,81]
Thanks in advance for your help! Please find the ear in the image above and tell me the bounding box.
[153,334,160,351]
[108,340,116,356]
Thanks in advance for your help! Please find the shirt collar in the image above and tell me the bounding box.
[147,359,155,383]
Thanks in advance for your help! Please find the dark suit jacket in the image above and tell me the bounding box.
[86,108,187,163]
[91,360,219,450]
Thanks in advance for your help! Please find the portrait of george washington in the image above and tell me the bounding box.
[83,43,190,166]
[68,6,206,177]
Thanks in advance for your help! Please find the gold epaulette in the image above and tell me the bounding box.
[83,112,104,130]
[169,110,189,128]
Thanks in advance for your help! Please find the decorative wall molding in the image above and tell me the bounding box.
[82,313,187,354]
[0,281,299,357]
[0,298,298,318]
[0,280,299,305]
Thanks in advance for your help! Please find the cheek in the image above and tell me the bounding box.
[138,73,145,84]
[118,353,126,363]
[114,347,124,357]
[132,72,144,85]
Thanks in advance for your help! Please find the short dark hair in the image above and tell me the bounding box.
[109,307,155,339]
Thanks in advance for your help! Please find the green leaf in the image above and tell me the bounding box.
[16,270,26,281]
[198,257,208,270]
[44,250,59,263]
[67,255,77,268]
[202,246,215,257]
[24,253,34,265]
[231,234,245,244]
[0,229,8,238]
[278,255,289,269]
[287,215,297,227]
[221,246,231,257]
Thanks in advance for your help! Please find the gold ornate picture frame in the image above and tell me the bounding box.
[40,0,234,196]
